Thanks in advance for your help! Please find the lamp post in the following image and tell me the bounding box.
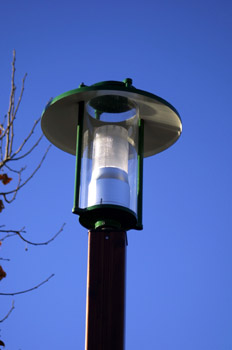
[41,79,182,349]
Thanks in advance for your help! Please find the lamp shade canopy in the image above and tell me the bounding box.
[41,79,182,231]
[41,80,182,158]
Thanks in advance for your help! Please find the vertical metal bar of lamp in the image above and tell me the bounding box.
[85,230,127,350]
[137,118,144,229]
[73,101,84,212]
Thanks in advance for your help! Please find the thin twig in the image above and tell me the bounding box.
[4,50,16,160]
[0,258,11,262]
[11,134,43,161]
[0,223,65,245]
[0,228,25,241]
[9,50,17,157]
[1,168,23,203]
[13,73,27,120]
[0,301,15,322]
[0,233,17,241]
[11,118,41,159]
[15,223,66,246]
[0,274,54,296]
[0,117,6,161]
[0,114,7,137]
[0,145,51,201]
[3,163,26,174]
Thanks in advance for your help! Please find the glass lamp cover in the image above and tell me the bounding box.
[79,95,139,218]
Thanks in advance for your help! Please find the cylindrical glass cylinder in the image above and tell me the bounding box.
[78,94,139,220]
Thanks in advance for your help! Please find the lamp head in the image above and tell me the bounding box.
[41,79,182,231]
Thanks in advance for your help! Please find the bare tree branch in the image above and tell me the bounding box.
[1,50,27,163]
[1,233,17,241]
[0,274,54,296]
[0,233,17,241]
[0,301,15,323]
[10,118,41,160]
[15,223,66,246]
[0,223,65,246]
[13,73,27,122]
[0,51,51,210]
[4,50,16,160]
[3,163,26,174]
[0,258,10,262]
[0,227,26,241]
[9,58,17,157]
[0,145,51,203]
[0,169,23,203]
[1,231,17,242]
[0,51,64,345]
[11,134,43,161]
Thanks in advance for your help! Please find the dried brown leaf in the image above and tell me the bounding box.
[0,200,4,213]
[0,174,12,185]
[0,266,6,280]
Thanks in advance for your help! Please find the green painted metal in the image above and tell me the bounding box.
[41,78,182,158]
[44,79,181,119]
[77,204,138,231]
[94,110,101,120]
[72,101,85,214]
[123,78,133,87]
[94,220,122,230]
[137,119,144,230]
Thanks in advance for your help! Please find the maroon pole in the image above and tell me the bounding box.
[85,230,127,350]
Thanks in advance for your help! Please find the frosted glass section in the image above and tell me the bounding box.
[92,125,128,173]
[88,125,130,207]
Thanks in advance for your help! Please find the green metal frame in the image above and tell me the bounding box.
[72,101,85,214]
[47,80,181,119]
[136,119,144,230]
[41,79,182,159]
[78,204,138,231]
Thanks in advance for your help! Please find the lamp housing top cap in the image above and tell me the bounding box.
[41,79,182,157]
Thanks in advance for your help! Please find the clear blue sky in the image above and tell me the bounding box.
[1,0,232,349]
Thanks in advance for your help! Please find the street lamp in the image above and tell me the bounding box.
[41,79,182,349]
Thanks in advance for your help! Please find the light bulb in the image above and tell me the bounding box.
[88,125,130,208]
